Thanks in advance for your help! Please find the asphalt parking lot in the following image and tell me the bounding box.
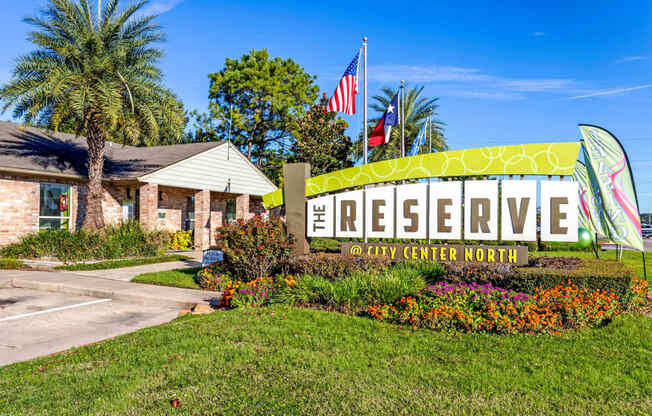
[0,288,180,366]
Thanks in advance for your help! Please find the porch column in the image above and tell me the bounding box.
[236,194,250,220]
[139,183,158,230]
[194,189,211,250]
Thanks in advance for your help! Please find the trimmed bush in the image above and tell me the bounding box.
[0,221,169,263]
[528,256,583,270]
[443,263,516,286]
[436,258,636,307]
[215,216,293,282]
[513,259,636,305]
[289,253,391,280]
[310,237,341,253]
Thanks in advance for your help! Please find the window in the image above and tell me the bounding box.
[39,183,71,230]
[184,196,195,232]
[225,199,236,224]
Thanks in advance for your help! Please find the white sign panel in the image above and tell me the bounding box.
[501,180,537,241]
[541,181,578,242]
[396,183,428,239]
[365,186,395,239]
[307,195,334,237]
[464,180,498,240]
[335,190,363,238]
[429,181,462,240]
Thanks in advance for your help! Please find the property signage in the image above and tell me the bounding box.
[201,249,224,267]
[342,242,528,265]
[307,180,578,242]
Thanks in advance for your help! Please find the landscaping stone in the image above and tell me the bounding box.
[191,303,214,314]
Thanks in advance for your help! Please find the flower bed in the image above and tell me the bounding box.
[367,280,623,334]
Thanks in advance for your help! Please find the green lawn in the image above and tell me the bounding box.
[1,306,650,415]
[131,267,202,289]
[55,254,191,271]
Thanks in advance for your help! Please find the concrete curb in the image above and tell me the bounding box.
[4,273,221,310]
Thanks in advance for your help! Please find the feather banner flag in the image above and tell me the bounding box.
[579,124,644,251]
[408,120,428,156]
[573,159,607,236]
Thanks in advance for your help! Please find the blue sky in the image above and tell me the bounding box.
[1,0,652,212]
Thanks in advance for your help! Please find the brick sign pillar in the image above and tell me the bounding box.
[138,183,158,230]
[194,189,211,250]
[283,163,310,256]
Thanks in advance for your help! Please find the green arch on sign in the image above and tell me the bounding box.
[263,142,581,209]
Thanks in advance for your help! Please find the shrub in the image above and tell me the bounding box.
[196,268,222,292]
[196,262,228,291]
[0,221,169,263]
[367,280,621,334]
[392,261,447,284]
[289,253,391,280]
[277,268,426,313]
[215,216,293,282]
[443,263,516,286]
[0,258,26,269]
[528,256,582,270]
[310,237,341,253]
[513,259,635,305]
[169,230,193,250]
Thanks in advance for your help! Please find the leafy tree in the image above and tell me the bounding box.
[357,85,446,162]
[0,0,186,230]
[290,95,353,177]
[207,49,319,182]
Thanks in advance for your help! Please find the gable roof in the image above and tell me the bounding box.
[0,121,223,179]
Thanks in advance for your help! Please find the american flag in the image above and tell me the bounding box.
[326,51,360,115]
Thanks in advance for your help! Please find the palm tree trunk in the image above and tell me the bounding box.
[82,120,106,230]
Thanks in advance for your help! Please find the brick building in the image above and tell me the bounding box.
[0,122,277,250]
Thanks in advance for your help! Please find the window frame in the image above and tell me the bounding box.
[38,182,72,231]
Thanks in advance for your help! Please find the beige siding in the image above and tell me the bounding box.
[140,143,277,196]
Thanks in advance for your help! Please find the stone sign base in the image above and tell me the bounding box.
[341,242,528,265]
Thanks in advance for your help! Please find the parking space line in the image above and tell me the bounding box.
[0,298,112,322]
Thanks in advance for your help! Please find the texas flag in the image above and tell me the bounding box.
[369,93,399,147]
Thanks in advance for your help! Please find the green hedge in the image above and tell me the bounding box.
[512,259,636,305]
[289,253,391,280]
[1,222,170,264]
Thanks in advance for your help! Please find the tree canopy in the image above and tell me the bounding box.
[359,85,446,162]
[205,49,319,182]
[0,0,186,229]
[289,95,353,177]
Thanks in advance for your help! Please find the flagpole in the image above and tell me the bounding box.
[363,37,368,245]
[363,37,368,166]
[400,80,405,158]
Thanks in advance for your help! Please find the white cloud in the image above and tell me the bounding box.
[566,84,652,100]
[615,56,647,64]
[366,64,573,100]
[369,65,491,83]
[532,32,546,37]
[140,0,185,16]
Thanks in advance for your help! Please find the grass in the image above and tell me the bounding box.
[532,249,651,278]
[131,267,202,289]
[55,254,191,271]
[0,306,650,415]
[0,258,26,269]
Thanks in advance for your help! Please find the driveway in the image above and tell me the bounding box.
[0,287,180,366]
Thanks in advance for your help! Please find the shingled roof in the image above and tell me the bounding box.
[0,121,222,179]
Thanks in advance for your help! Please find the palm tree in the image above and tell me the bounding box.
[358,85,446,162]
[0,0,186,230]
